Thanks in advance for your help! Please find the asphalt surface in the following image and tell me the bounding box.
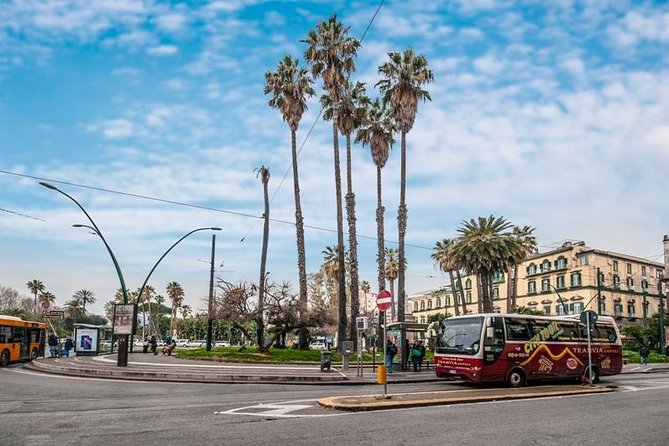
[24,352,669,411]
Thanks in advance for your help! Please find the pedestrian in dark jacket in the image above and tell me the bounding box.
[150,336,158,355]
[411,341,421,372]
[640,342,650,365]
[48,333,59,358]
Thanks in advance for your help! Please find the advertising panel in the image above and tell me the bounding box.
[75,328,98,353]
[113,304,137,335]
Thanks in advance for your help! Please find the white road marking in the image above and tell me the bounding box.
[217,399,345,418]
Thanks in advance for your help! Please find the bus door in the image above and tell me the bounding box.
[482,316,506,381]
[14,328,28,359]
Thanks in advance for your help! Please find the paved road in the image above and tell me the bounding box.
[1,364,668,446]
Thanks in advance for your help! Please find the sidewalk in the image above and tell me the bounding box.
[25,353,440,385]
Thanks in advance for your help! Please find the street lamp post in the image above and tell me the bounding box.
[40,181,131,367]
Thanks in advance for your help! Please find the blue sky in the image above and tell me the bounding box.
[1,0,668,316]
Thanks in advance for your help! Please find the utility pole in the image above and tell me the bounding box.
[206,234,216,352]
[660,235,669,355]
[596,267,602,315]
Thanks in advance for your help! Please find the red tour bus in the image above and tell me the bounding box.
[0,315,46,366]
[433,313,623,387]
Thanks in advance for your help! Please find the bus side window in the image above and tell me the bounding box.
[505,319,531,341]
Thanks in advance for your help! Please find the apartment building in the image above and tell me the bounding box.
[410,241,666,328]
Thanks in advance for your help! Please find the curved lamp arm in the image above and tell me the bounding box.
[41,181,129,304]
[135,227,221,304]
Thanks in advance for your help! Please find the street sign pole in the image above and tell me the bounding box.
[382,310,387,398]
[586,311,593,384]
[376,289,392,399]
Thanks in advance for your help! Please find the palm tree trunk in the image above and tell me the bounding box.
[397,130,407,323]
[345,134,360,345]
[449,271,460,316]
[376,166,386,293]
[376,165,386,348]
[332,120,347,351]
[257,168,270,352]
[397,130,408,369]
[477,275,484,313]
[291,129,309,350]
[506,267,513,312]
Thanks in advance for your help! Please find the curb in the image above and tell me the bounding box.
[24,360,349,385]
[318,386,618,411]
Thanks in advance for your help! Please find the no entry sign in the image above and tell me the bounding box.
[376,290,392,312]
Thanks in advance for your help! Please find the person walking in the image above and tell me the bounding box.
[385,339,398,373]
[48,333,59,358]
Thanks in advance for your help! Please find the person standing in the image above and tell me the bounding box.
[48,333,58,358]
[150,336,158,355]
[640,342,650,365]
[385,339,397,373]
[410,341,421,372]
[63,338,74,357]
[418,340,426,371]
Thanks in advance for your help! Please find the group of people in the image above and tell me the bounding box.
[142,335,177,356]
[47,333,74,358]
[385,337,426,373]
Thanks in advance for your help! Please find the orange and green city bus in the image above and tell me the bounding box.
[0,315,46,366]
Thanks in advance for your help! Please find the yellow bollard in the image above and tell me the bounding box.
[377,364,387,384]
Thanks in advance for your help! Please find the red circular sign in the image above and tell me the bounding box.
[376,290,392,312]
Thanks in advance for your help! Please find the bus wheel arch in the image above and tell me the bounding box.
[0,349,9,367]
[506,368,527,387]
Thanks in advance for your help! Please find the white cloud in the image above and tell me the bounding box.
[155,12,188,32]
[146,44,179,56]
[89,118,135,139]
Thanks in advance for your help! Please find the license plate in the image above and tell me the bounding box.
[448,369,458,374]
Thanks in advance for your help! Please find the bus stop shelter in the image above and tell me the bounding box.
[73,323,112,356]
[386,322,428,370]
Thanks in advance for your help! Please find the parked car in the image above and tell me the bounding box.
[309,341,326,350]
[214,340,231,347]
[176,339,189,347]
[185,339,205,348]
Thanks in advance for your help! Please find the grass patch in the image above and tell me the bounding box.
[623,349,668,364]
[175,346,391,363]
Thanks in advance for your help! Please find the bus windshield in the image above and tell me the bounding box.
[436,317,483,355]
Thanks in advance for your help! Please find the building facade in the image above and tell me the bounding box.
[410,241,666,328]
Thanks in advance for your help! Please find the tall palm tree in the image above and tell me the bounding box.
[139,285,156,337]
[104,301,115,320]
[73,289,95,313]
[324,80,370,342]
[26,279,45,313]
[38,291,56,310]
[451,216,523,313]
[507,225,538,311]
[64,298,86,322]
[255,165,271,351]
[377,49,433,325]
[356,98,394,294]
[360,280,371,312]
[432,239,461,316]
[303,14,360,349]
[180,304,192,319]
[385,248,400,321]
[166,282,185,336]
[264,55,314,350]
[322,245,342,285]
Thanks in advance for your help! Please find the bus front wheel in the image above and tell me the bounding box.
[0,350,9,367]
[582,366,600,384]
[507,369,526,387]
[30,348,39,361]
